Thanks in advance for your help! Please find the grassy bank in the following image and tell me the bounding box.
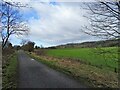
[28,51,118,88]
[2,52,18,89]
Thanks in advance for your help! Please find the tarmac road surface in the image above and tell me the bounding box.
[18,50,87,88]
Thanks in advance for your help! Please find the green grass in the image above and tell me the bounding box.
[2,53,18,89]
[46,47,118,72]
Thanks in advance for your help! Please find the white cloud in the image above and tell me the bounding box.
[25,2,98,46]
[4,0,101,47]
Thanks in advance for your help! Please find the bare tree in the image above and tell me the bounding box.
[0,1,29,49]
[82,1,120,72]
[83,1,120,39]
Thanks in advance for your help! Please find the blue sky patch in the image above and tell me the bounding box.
[22,9,40,20]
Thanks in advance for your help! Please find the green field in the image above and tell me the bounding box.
[46,47,118,72]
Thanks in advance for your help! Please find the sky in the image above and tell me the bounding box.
[3,0,102,47]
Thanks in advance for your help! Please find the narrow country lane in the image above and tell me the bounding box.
[18,50,86,88]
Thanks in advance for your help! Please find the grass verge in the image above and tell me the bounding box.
[2,52,18,89]
[27,52,118,88]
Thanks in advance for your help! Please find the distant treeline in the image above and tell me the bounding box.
[46,39,119,49]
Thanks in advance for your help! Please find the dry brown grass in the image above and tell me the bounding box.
[30,52,118,88]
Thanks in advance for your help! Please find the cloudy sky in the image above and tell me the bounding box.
[6,0,101,47]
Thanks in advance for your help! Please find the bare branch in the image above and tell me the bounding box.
[1,1,29,49]
[83,1,120,39]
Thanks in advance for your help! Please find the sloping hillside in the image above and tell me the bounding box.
[54,39,119,48]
